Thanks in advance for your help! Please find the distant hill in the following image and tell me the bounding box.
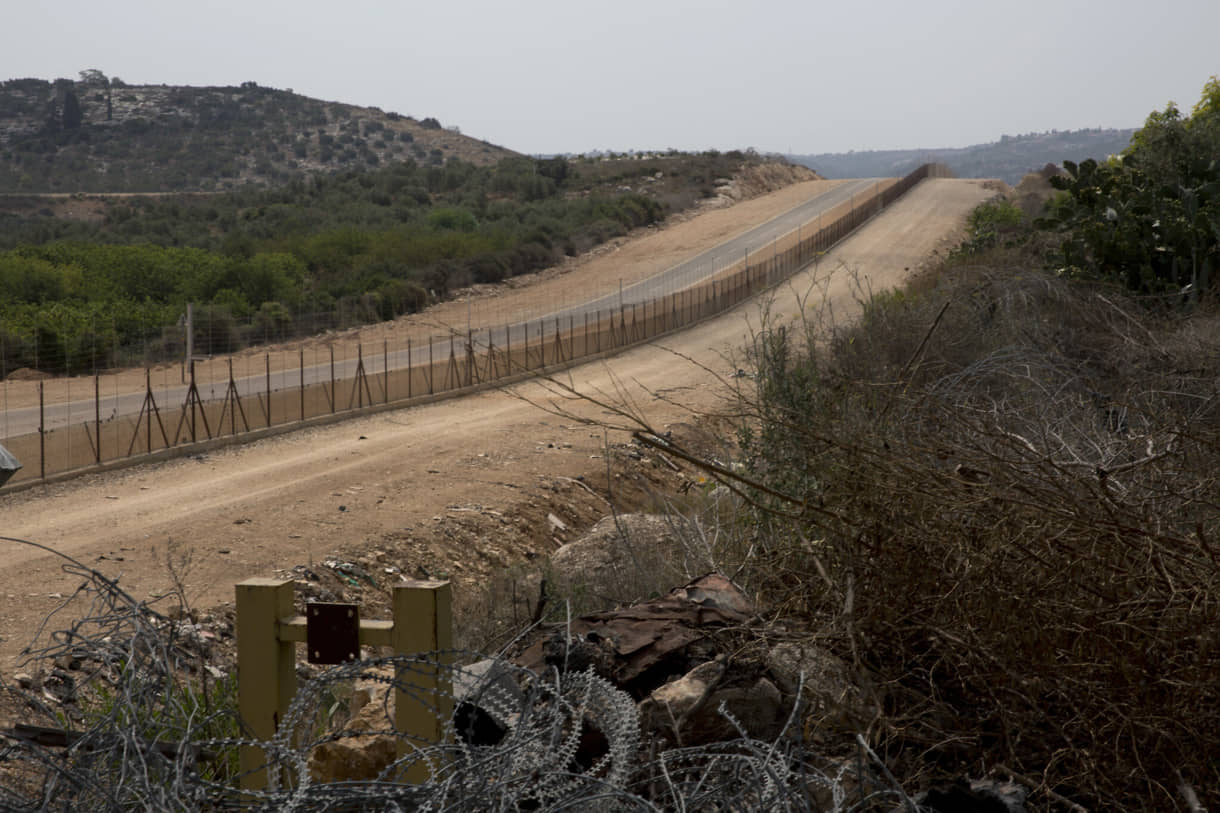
[789,128,1137,185]
[0,74,517,193]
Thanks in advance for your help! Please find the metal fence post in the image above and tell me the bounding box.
[392,580,453,783]
[265,354,272,427]
[236,578,296,791]
[94,374,101,464]
[38,382,45,480]
[504,324,511,374]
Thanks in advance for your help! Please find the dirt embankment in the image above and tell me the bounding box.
[715,162,822,203]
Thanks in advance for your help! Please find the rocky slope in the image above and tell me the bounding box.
[0,75,517,192]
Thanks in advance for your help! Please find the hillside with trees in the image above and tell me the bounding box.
[0,144,792,375]
[0,72,515,193]
[790,127,1136,184]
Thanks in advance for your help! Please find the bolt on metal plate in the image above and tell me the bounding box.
[306,602,360,664]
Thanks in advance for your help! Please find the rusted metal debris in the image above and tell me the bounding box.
[516,573,753,698]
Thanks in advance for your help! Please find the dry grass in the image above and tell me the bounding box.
[438,227,1220,807]
[729,257,1220,808]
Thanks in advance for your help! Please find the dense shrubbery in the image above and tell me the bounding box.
[1038,76,1220,296]
[0,155,675,374]
[730,241,1220,809]
[951,198,1025,255]
[715,87,1220,804]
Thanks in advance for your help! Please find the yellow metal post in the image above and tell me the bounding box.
[391,579,453,782]
[236,577,297,790]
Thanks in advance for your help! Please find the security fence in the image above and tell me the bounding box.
[0,165,945,489]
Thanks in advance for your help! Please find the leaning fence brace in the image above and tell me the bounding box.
[235,576,453,790]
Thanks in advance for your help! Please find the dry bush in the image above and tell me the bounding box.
[734,263,1220,809]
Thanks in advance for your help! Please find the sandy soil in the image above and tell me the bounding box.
[0,178,995,673]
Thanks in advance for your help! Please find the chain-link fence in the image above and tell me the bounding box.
[0,165,943,488]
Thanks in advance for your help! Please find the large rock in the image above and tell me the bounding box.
[764,641,874,737]
[307,669,398,783]
[639,659,785,746]
[548,514,714,609]
[307,659,527,783]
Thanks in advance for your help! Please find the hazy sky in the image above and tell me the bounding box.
[4,0,1218,156]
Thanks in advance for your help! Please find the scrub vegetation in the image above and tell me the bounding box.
[0,144,765,375]
[708,77,1220,809]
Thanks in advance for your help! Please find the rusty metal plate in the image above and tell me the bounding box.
[306,602,360,664]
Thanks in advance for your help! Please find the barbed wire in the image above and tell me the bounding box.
[0,536,914,811]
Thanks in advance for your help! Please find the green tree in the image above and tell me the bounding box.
[1040,77,1220,296]
[1191,75,1220,120]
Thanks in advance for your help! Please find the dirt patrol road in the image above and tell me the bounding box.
[0,177,995,672]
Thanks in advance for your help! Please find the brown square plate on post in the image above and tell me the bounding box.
[306,602,360,664]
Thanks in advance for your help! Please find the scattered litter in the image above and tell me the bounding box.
[292,565,320,582]
[323,559,377,588]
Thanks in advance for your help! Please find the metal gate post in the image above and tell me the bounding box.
[392,580,453,783]
[236,578,296,791]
